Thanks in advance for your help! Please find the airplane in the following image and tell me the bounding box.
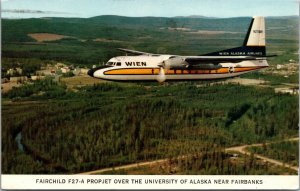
[88,16,270,82]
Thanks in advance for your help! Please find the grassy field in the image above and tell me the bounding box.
[60,75,105,90]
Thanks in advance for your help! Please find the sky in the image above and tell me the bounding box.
[1,0,299,18]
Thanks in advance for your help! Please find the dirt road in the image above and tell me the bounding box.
[78,137,299,175]
[225,137,299,171]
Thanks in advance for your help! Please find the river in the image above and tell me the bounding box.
[15,132,24,152]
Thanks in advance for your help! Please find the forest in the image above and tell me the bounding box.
[100,150,297,175]
[248,141,299,167]
[2,80,298,174]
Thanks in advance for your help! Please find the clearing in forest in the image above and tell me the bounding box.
[28,33,69,42]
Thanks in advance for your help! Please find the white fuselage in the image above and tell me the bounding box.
[92,55,268,81]
[89,16,269,82]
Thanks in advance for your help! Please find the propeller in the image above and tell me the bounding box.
[162,60,172,71]
[156,66,166,83]
[156,59,173,83]
[156,57,188,83]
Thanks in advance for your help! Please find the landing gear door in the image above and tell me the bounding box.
[228,65,235,73]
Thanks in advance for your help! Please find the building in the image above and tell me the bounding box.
[276,65,283,70]
[10,76,28,84]
[6,68,23,76]
[16,68,23,75]
[56,62,66,69]
[31,76,46,81]
[1,78,9,84]
[275,87,299,95]
[80,68,89,75]
[61,67,71,74]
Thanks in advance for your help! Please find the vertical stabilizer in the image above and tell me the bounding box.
[244,16,265,46]
[204,16,267,57]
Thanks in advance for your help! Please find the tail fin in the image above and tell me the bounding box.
[204,16,266,57]
[243,16,265,47]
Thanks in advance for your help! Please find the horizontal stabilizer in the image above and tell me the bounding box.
[203,46,266,57]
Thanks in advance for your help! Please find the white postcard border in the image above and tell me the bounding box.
[1,175,299,190]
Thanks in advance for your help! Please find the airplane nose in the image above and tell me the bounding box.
[87,68,94,77]
[87,65,112,78]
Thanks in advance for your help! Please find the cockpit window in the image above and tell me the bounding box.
[106,62,121,66]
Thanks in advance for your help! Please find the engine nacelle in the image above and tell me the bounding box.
[162,57,189,70]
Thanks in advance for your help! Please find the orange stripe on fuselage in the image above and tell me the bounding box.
[104,68,159,75]
[104,67,264,75]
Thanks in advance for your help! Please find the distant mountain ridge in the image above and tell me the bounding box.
[2,15,298,44]
[265,15,299,19]
[174,15,218,19]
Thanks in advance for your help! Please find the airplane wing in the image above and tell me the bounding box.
[161,55,267,70]
[117,48,157,56]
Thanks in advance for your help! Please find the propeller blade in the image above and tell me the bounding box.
[156,67,166,83]
[162,60,171,71]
